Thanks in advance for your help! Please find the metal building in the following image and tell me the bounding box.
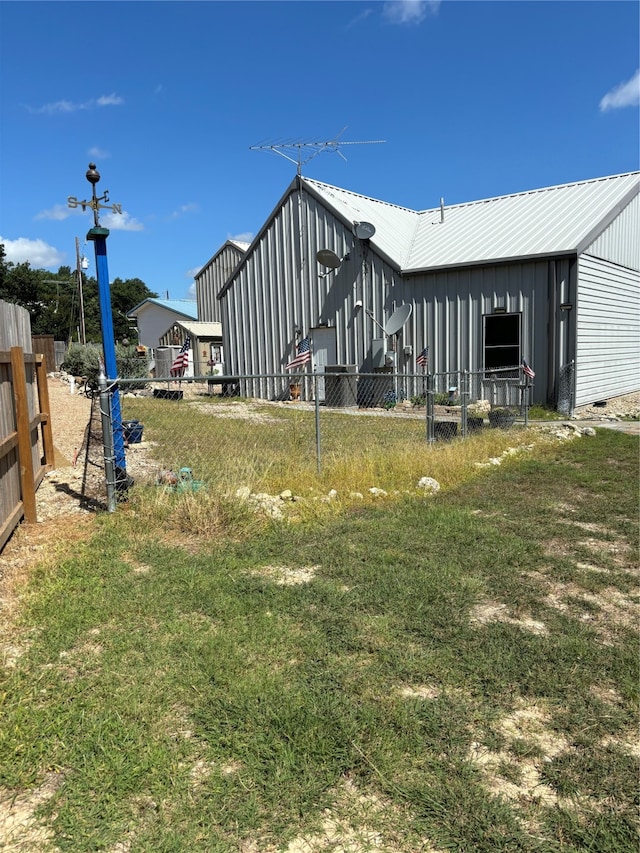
[195,239,249,323]
[198,172,639,410]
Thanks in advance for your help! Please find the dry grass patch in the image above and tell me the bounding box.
[468,700,568,811]
[469,601,549,636]
[250,564,319,585]
[542,581,639,641]
[276,777,444,853]
[0,771,64,853]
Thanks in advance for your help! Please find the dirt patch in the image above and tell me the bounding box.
[470,601,549,636]
[0,771,64,853]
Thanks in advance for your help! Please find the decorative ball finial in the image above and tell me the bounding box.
[86,163,100,185]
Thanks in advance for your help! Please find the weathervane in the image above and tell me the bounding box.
[250,127,386,176]
[67,163,122,227]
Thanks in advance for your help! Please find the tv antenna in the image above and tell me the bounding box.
[250,127,386,176]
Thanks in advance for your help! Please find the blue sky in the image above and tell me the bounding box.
[1,0,638,301]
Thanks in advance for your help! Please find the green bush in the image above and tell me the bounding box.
[61,343,102,381]
[61,343,150,384]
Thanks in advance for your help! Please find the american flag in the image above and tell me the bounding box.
[286,336,311,370]
[522,358,535,380]
[416,346,429,368]
[170,336,191,377]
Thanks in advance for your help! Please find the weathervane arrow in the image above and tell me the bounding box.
[67,163,122,227]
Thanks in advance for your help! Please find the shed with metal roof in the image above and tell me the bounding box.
[126,298,198,350]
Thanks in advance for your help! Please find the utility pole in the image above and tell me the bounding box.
[75,237,86,346]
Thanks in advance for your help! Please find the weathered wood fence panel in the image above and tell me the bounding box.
[31,335,56,375]
[0,300,55,551]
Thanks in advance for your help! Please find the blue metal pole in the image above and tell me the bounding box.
[87,226,128,489]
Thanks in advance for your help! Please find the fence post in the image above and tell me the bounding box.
[426,371,435,443]
[314,373,322,474]
[35,354,55,468]
[10,346,37,523]
[99,370,117,512]
[461,370,469,438]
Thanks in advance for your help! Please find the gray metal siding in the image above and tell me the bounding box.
[196,244,246,323]
[575,254,640,406]
[585,193,640,271]
[221,187,402,397]
[221,183,555,402]
[390,260,554,399]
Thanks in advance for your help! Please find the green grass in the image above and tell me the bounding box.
[1,428,638,852]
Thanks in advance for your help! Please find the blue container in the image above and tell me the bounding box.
[123,420,144,444]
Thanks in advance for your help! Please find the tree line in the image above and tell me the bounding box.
[0,243,157,344]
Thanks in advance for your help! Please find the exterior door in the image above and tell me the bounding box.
[310,326,337,402]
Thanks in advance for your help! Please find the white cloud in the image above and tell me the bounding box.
[102,211,144,231]
[35,204,75,222]
[600,70,640,112]
[96,93,123,107]
[169,202,200,219]
[187,281,197,299]
[185,266,203,279]
[27,94,125,114]
[345,8,373,29]
[382,0,440,25]
[229,232,253,244]
[88,146,111,159]
[0,236,65,269]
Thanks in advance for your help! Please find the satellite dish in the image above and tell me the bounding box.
[316,249,343,269]
[353,221,376,240]
[385,304,413,335]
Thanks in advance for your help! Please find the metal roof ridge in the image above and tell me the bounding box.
[302,177,418,214]
[414,171,640,215]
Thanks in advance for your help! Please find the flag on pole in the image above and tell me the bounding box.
[522,358,535,380]
[170,335,191,377]
[416,346,429,368]
[286,336,311,370]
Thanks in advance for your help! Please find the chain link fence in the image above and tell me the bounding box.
[92,367,535,504]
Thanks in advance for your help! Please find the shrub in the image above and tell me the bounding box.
[61,343,102,381]
[61,343,150,385]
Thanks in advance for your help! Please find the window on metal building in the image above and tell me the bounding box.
[484,313,521,370]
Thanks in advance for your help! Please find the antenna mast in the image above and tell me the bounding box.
[250,127,386,175]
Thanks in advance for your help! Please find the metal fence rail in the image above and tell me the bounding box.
[108,367,533,498]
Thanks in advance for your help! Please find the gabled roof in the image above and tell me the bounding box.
[304,171,640,272]
[169,320,222,339]
[195,239,250,280]
[127,298,198,319]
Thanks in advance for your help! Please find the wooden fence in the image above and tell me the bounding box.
[1,301,55,552]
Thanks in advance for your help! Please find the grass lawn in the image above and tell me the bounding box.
[1,428,638,852]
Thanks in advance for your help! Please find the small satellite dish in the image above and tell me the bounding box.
[353,221,376,240]
[385,304,413,336]
[316,249,343,269]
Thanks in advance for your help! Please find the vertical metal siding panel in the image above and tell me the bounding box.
[585,194,640,271]
[576,255,640,404]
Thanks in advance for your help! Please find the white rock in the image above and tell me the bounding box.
[417,476,440,493]
[235,486,251,501]
[581,426,597,436]
[369,487,387,497]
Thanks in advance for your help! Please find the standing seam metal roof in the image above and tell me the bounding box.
[303,172,640,272]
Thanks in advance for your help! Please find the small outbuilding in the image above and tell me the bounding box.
[126,298,198,350]
[197,172,639,411]
[158,320,223,377]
